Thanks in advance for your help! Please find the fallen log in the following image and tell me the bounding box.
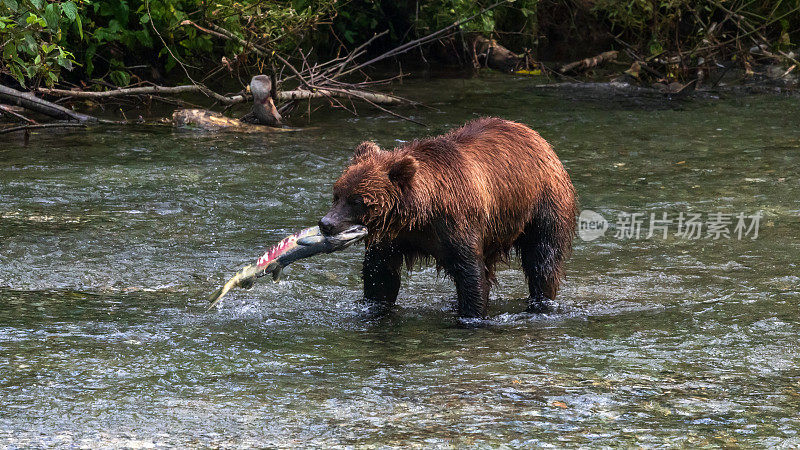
[472,35,526,72]
[0,84,97,122]
[238,75,282,127]
[277,88,403,104]
[171,109,243,130]
[37,85,404,105]
[39,84,224,99]
[560,50,619,73]
[38,85,247,104]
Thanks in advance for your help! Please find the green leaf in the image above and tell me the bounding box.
[85,44,96,76]
[61,1,78,21]
[140,14,150,24]
[57,54,73,70]
[164,56,176,72]
[44,3,59,30]
[3,0,18,13]
[136,29,152,47]
[75,14,82,39]
[109,70,130,87]
[3,41,17,59]
[23,33,37,54]
[10,66,26,87]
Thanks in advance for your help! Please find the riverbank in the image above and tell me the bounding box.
[2,0,798,106]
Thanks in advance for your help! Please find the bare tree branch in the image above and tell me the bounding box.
[0,122,87,135]
[38,85,405,105]
[0,84,98,122]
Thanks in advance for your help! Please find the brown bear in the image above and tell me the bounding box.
[319,117,577,318]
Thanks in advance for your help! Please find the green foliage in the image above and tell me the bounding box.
[329,0,539,51]
[1,0,339,88]
[0,0,79,87]
[2,0,797,89]
[592,0,800,58]
[415,0,497,34]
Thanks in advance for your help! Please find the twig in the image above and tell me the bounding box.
[182,20,315,90]
[0,104,37,123]
[560,51,619,73]
[329,30,389,80]
[0,122,87,135]
[323,86,425,126]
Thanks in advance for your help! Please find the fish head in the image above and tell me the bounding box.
[325,224,368,249]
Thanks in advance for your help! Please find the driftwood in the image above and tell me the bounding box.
[172,109,244,130]
[560,50,619,73]
[277,88,402,104]
[175,75,281,129]
[0,84,97,122]
[38,85,244,104]
[239,75,282,126]
[171,110,302,132]
[472,35,526,72]
[38,85,404,105]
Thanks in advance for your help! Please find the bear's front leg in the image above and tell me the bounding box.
[362,243,403,314]
[441,240,490,318]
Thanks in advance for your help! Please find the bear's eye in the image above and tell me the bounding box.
[347,196,364,207]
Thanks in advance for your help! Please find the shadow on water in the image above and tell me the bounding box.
[1,73,800,447]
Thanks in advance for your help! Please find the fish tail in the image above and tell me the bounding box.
[207,286,226,310]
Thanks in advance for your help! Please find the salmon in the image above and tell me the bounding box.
[207,225,367,309]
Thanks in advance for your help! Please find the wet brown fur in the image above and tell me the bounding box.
[327,117,577,317]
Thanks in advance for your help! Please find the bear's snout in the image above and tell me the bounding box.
[318,214,339,236]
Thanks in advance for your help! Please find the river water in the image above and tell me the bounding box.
[1,74,799,447]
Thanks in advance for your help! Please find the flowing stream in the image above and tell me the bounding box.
[1,74,799,447]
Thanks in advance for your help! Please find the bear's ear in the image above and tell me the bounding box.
[388,155,418,190]
[352,141,380,161]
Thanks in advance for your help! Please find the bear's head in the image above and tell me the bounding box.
[319,141,418,240]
